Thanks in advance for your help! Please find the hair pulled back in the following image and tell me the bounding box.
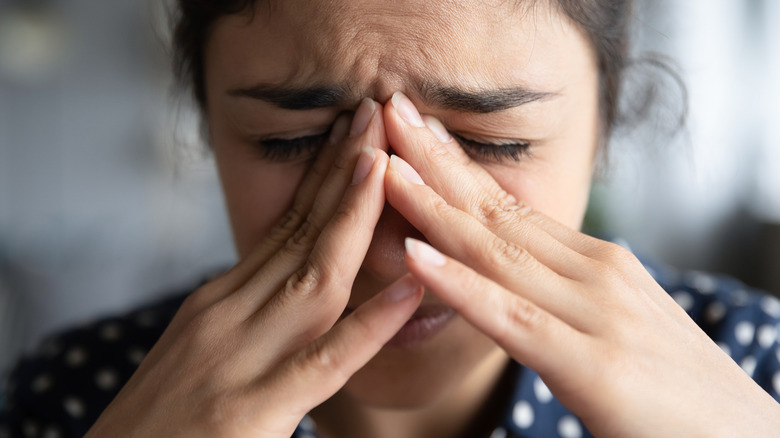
[172,0,633,140]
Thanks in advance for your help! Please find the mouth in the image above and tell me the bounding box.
[342,303,457,349]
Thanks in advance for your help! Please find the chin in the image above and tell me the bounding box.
[338,317,503,409]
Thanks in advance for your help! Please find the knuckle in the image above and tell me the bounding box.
[499,298,545,342]
[275,204,307,237]
[286,215,322,253]
[485,238,530,267]
[332,150,353,173]
[598,242,641,271]
[284,262,324,298]
[477,195,530,228]
[304,339,349,382]
[428,193,452,219]
[186,304,227,340]
[180,284,219,316]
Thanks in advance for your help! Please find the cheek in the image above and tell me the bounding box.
[214,151,307,259]
[487,156,593,230]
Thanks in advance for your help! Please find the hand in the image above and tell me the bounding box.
[381,92,780,437]
[86,99,423,438]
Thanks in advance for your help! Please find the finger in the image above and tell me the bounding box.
[247,149,392,353]
[255,275,423,417]
[228,99,388,314]
[403,238,591,382]
[385,154,592,280]
[185,114,354,314]
[384,155,607,328]
[384,92,596,255]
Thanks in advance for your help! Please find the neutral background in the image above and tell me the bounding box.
[1,0,779,375]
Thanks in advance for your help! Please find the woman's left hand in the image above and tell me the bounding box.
[381,92,780,438]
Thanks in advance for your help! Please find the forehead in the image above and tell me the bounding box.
[205,0,590,102]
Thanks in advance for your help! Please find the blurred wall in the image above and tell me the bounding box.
[0,0,235,373]
[1,0,779,375]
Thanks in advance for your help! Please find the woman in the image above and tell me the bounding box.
[2,0,779,437]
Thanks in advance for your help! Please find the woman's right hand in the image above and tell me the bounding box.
[85,99,423,438]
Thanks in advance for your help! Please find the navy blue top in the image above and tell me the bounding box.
[2,256,780,438]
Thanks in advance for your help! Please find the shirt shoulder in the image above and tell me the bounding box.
[0,290,190,438]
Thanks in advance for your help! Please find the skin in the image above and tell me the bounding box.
[85,1,780,437]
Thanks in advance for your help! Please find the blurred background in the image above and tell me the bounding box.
[0,0,779,375]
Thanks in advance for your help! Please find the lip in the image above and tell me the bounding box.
[343,304,457,349]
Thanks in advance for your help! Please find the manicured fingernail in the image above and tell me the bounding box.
[328,115,350,144]
[389,155,425,185]
[349,98,376,137]
[423,115,453,143]
[351,146,376,185]
[405,238,446,267]
[391,92,425,127]
[384,276,421,303]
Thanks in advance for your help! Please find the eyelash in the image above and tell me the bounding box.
[256,132,330,162]
[256,129,531,163]
[450,133,532,163]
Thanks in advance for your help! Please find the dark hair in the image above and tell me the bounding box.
[172,0,633,140]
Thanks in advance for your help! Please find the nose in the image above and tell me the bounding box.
[360,201,425,282]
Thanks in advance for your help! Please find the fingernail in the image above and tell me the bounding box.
[423,115,453,143]
[391,92,425,127]
[384,276,421,303]
[389,155,425,185]
[329,115,350,144]
[349,98,376,137]
[405,238,446,267]
[351,146,376,185]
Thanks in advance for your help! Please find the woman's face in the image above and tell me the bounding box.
[204,0,599,407]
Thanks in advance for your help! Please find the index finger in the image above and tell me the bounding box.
[383,92,596,255]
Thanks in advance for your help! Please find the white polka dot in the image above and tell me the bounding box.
[512,400,534,429]
[688,272,716,294]
[22,420,38,438]
[741,356,757,377]
[95,368,119,391]
[705,302,727,324]
[31,374,53,393]
[761,296,780,318]
[41,427,62,438]
[717,342,731,357]
[65,347,87,367]
[757,325,778,349]
[773,372,780,395]
[557,415,583,438]
[732,289,750,306]
[100,323,122,341]
[63,396,86,418]
[489,427,507,438]
[671,291,694,312]
[735,321,756,346]
[533,376,553,403]
[127,347,147,365]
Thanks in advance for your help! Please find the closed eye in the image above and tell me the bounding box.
[255,131,330,162]
[451,132,532,163]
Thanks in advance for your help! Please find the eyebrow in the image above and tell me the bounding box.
[227,85,352,110]
[227,81,556,113]
[419,82,557,113]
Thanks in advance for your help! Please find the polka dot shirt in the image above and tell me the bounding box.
[2,258,780,438]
